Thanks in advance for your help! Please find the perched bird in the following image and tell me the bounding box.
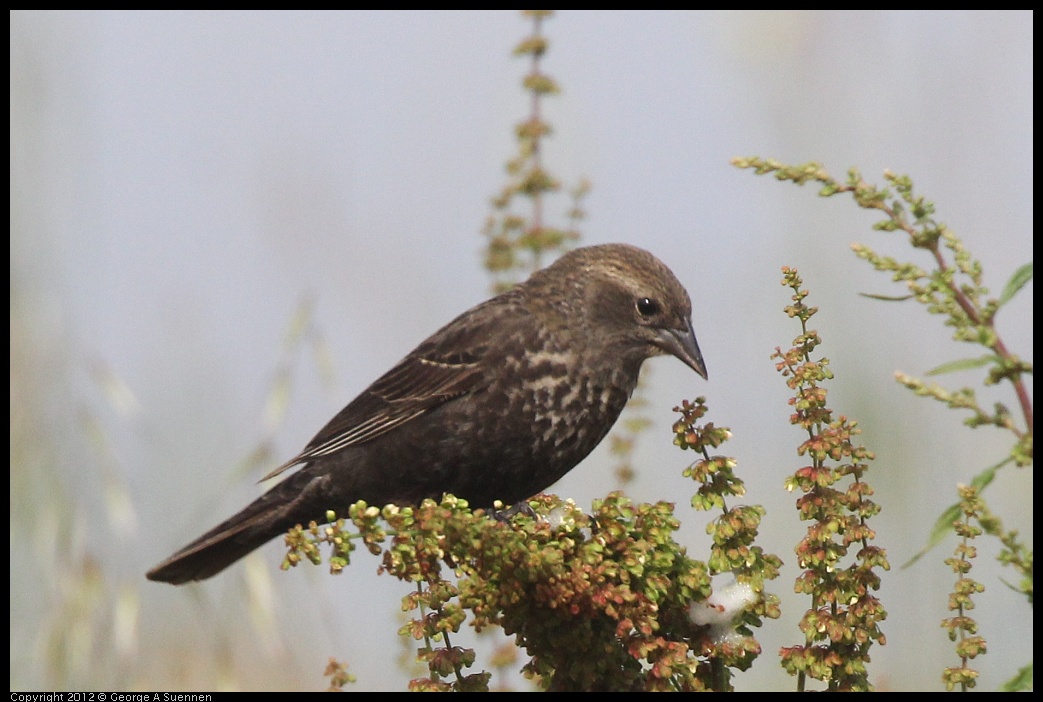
[147,243,707,584]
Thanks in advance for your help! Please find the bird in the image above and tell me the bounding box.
[147,243,707,584]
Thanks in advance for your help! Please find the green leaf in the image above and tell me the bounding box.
[998,262,1033,306]
[858,292,915,302]
[925,355,1001,376]
[902,502,964,569]
[1000,662,1033,692]
[901,458,1008,568]
[969,458,1006,490]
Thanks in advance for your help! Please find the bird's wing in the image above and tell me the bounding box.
[260,303,513,483]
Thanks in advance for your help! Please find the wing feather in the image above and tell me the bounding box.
[258,311,506,483]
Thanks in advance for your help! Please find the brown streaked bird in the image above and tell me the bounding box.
[147,243,707,584]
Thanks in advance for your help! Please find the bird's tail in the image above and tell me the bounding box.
[146,471,326,585]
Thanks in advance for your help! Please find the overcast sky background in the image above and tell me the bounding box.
[11,10,1032,691]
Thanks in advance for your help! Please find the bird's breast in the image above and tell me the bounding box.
[408,339,642,506]
[490,349,634,460]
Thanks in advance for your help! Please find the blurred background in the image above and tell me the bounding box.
[10,10,1032,691]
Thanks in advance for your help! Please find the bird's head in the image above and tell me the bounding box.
[527,243,708,381]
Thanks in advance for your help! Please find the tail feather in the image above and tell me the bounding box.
[147,471,332,585]
[146,511,287,584]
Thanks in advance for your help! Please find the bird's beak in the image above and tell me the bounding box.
[654,320,708,380]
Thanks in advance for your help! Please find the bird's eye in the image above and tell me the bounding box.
[636,297,660,317]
